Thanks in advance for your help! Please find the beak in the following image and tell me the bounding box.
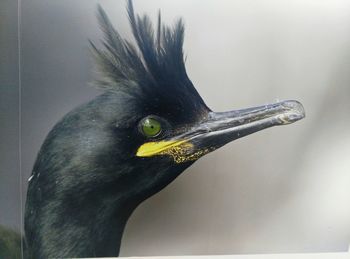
[136,100,305,163]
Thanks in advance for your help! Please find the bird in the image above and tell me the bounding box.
[2,0,305,258]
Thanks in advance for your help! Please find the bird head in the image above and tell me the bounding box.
[86,0,305,199]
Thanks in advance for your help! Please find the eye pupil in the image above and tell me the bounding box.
[141,117,162,137]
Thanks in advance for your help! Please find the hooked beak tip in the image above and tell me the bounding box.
[276,100,305,125]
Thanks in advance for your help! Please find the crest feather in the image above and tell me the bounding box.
[91,0,189,94]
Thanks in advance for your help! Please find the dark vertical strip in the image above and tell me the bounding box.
[18,0,23,256]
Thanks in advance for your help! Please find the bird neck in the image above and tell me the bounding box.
[81,200,136,257]
[25,181,139,258]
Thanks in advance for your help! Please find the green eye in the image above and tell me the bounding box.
[141,117,162,137]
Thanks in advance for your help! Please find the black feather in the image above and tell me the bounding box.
[91,0,193,96]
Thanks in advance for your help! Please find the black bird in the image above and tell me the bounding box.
[21,1,305,258]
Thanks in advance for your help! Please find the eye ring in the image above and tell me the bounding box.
[139,116,163,138]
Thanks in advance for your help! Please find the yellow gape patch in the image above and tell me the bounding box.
[136,140,192,157]
[136,140,212,163]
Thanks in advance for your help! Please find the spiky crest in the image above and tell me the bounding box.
[90,0,190,95]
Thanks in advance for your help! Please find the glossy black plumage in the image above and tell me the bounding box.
[24,2,209,257]
[23,1,305,258]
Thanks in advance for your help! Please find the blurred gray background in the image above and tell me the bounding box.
[2,0,350,256]
[0,0,21,235]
